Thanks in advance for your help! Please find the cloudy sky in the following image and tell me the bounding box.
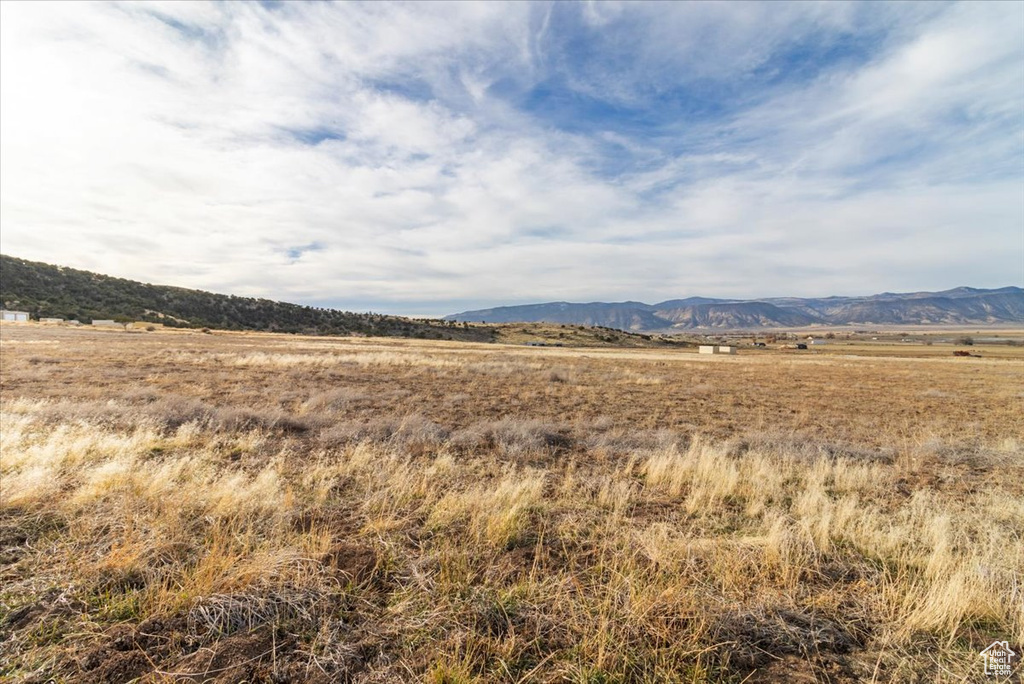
[1,1,1021,315]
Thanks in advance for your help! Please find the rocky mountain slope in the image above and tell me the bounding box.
[446,287,1024,330]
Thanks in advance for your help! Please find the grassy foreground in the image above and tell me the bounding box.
[1,325,1022,683]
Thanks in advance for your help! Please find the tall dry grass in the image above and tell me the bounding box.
[1,326,1022,682]
[2,401,1021,682]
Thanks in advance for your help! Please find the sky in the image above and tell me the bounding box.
[1,1,1022,316]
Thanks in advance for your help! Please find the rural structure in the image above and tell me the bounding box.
[0,310,29,322]
[699,345,736,355]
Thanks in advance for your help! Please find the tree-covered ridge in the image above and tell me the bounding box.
[0,255,493,341]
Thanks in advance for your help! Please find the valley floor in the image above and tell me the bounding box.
[1,324,1022,682]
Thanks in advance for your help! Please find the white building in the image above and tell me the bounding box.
[717,346,736,354]
[92,320,120,327]
[1,310,29,322]
[699,345,718,354]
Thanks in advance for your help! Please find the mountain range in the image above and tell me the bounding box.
[3,253,1020,335]
[444,287,1024,331]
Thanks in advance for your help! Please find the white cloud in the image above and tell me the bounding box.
[0,1,1020,315]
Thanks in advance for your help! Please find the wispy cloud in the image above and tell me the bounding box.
[1,1,1020,315]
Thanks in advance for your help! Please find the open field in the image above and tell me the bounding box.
[1,324,1022,682]
[689,328,1024,361]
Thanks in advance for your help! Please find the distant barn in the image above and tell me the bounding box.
[92,320,120,327]
[717,346,736,354]
[1,310,29,322]
[699,345,718,354]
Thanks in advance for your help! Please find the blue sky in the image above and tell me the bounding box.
[1,1,1021,315]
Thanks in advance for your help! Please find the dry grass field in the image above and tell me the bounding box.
[1,324,1022,683]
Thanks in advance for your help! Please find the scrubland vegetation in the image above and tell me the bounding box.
[0,254,492,340]
[1,325,1022,682]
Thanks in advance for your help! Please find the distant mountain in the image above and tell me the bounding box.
[445,287,1024,330]
[0,255,492,341]
[653,301,822,328]
[447,302,669,331]
[816,292,1024,326]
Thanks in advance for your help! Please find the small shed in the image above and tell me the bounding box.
[92,320,120,327]
[699,345,718,354]
[1,310,29,322]
[717,346,736,354]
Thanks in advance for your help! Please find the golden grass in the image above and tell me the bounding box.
[1,324,1022,682]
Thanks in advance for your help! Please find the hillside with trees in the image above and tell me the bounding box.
[0,255,493,341]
